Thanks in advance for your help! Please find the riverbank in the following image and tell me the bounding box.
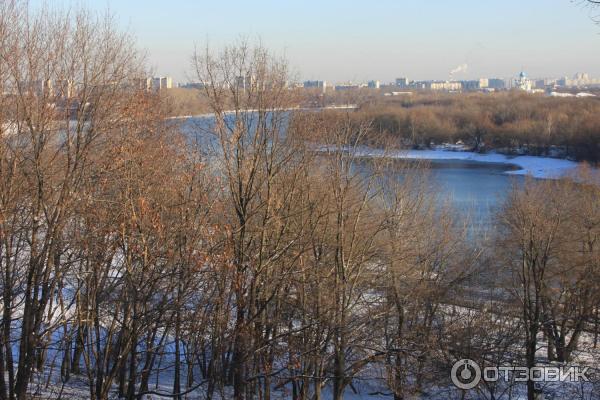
[166,104,358,120]
[345,147,595,180]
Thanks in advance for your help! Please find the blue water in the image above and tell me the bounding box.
[409,159,523,235]
[178,115,522,234]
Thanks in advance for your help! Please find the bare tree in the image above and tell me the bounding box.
[377,161,476,399]
[0,2,155,399]
[193,40,311,400]
[498,175,600,400]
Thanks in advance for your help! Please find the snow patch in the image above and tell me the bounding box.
[338,147,588,180]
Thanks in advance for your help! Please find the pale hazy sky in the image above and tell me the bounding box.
[35,0,600,83]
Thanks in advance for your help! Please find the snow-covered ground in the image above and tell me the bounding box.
[343,147,592,180]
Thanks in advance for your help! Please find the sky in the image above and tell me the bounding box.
[32,0,600,84]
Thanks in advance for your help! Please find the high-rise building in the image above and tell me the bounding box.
[557,77,568,87]
[56,79,75,98]
[136,78,152,91]
[367,80,380,89]
[303,80,327,92]
[179,82,206,89]
[235,75,256,90]
[461,79,490,91]
[395,77,408,88]
[161,76,173,89]
[334,83,362,90]
[33,79,75,98]
[487,78,505,89]
[426,81,462,91]
[461,80,479,91]
[560,73,599,87]
[151,76,173,90]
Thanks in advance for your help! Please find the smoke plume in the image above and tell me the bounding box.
[450,63,468,75]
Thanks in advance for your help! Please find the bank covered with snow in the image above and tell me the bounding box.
[345,147,585,179]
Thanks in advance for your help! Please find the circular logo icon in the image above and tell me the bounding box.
[451,359,481,390]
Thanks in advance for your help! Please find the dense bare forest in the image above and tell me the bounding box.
[0,2,599,400]
[343,93,600,162]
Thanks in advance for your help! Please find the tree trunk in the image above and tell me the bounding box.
[173,311,182,400]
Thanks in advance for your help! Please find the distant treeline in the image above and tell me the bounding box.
[341,92,600,163]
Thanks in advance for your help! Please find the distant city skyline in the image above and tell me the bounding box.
[32,0,600,83]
